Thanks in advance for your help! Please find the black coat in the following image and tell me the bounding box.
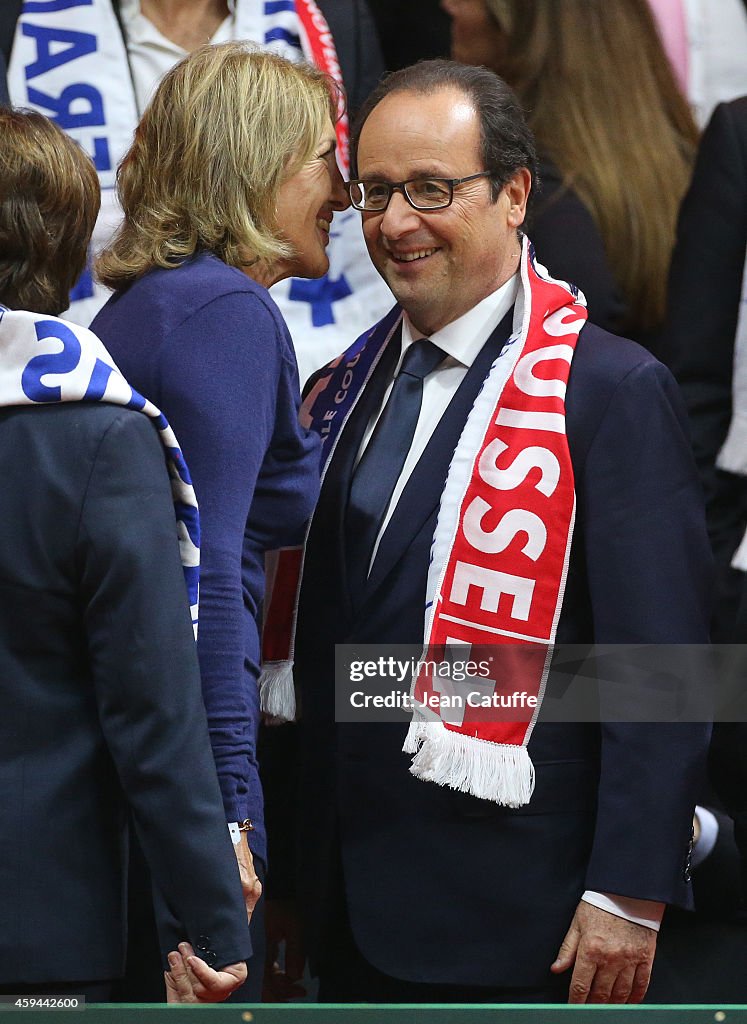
[659,97,747,641]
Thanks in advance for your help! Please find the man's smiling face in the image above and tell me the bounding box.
[356,85,529,336]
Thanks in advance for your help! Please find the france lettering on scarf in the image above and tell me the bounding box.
[7,0,136,315]
[8,0,136,189]
[0,307,200,632]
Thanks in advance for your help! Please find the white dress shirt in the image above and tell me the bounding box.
[359,275,663,932]
[119,0,235,113]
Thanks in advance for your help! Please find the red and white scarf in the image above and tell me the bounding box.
[262,238,587,805]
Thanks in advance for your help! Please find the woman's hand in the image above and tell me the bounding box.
[235,831,263,923]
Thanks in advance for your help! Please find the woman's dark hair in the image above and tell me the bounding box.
[0,108,100,316]
[484,0,700,332]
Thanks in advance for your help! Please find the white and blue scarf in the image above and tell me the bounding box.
[7,0,393,383]
[0,306,200,632]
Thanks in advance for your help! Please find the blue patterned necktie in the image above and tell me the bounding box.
[346,338,445,589]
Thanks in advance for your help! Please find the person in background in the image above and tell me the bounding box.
[92,43,346,1000]
[662,98,747,906]
[659,97,747,644]
[2,0,390,383]
[0,107,250,1004]
[441,0,699,350]
[646,0,747,128]
[366,0,450,72]
[646,802,747,1002]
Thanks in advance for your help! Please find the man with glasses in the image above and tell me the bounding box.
[287,59,711,1003]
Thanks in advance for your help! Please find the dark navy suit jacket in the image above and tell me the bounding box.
[0,402,251,984]
[294,311,712,987]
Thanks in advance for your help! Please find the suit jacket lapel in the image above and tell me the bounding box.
[363,308,515,602]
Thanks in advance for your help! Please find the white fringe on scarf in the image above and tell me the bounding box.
[403,721,535,807]
[258,661,297,721]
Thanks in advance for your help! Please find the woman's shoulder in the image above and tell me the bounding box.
[164,254,299,365]
[168,254,294,359]
[96,252,293,362]
[101,252,284,327]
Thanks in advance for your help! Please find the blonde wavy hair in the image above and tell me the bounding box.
[97,42,338,289]
[484,0,699,333]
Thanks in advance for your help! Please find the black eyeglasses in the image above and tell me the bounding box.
[346,171,496,212]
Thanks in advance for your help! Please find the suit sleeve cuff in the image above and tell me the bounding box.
[581,891,664,931]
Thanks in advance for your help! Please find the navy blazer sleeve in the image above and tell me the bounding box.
[150,289,317,855]
[77,410,251,968]
[569,344,712,905]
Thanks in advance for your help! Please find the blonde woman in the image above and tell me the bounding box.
[442,0,699,344]
[92,42,348,999]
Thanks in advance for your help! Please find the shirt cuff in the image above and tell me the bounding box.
[581,891,664,932]
[692,805,719,868]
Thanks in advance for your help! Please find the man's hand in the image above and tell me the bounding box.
[550,901,657,1003]
[234,832,263,923]
[164,942,247,1003]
